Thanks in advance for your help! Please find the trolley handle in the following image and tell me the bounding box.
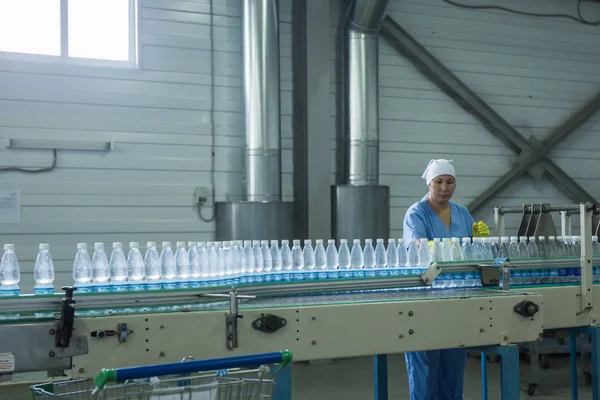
[93,350,293,391]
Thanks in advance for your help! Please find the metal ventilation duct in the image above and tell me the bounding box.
[243,0,281,201]
[344,0,390,185]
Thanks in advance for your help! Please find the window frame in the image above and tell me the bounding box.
[0,0,139,69]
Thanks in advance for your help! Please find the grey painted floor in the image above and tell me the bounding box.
[291,354,593,399]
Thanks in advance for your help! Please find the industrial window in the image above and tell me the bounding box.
[0,0,138,68]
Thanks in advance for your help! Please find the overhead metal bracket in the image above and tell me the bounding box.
[379,16,600,212]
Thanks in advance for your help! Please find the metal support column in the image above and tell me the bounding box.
[374,354,388,400]
[590,326,600,400]
[484,345,520,400]
[481,352,488,400]
[292,0,332,240]
[570,331,580,400]
[272,364,292,400]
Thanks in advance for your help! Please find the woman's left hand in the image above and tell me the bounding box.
[472,221,490,237]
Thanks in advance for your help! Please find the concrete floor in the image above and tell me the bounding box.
[291,354,593,399]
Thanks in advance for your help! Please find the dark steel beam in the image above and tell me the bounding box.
[380,15,600,211]
[467,92,600,212]
[292,0,332,239]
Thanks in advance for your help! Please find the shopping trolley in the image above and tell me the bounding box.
[30,350,293,400]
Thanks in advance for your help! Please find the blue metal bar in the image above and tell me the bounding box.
[115,351,291,381]
[374,354,388,400]
[487,345,519,400]
[481,352,488,400]
[570,331,579,400]
[272,363,293,400]
[589,326,600,400]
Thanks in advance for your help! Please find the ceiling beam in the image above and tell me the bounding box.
[380,15,599,212]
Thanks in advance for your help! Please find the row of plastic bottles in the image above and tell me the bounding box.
[1,235,600,295]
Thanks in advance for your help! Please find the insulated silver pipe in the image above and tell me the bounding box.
[243,0,281,201]
[344,0,390,185]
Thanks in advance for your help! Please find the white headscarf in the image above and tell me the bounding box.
[421,159,456,200]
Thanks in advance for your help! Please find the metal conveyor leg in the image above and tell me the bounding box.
[374,354,388,400]
[481,352,488,400]
[489,345,520,400]
[570,331,579,400]
[590,326,600,400]
[273,364,292,400]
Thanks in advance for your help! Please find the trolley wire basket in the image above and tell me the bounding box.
[30,350,293,400]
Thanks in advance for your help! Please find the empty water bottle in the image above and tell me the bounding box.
[127,242,145,291]
[461,237,472,261]
[471,237,483,260]
[491,237,500,258]
[338,239,351,279]
[375,239,387,276]
[441,238,452,261]
[160,242,177,289]
[198,242,210,285]
[395,239,408,277]
[188,242,201,288]
[350,239,364,278]
[0,244,20,295]
[109,242,128,291]
[326,240,339,279]
[270,240,283,282]
[291,240,304,281]
[34,244,55,294]
[242,240,255,284]
[303,240,316,280]
[144,242,161,289]
[406,239,419,277]
[216,242,226,285]
[92,243,110,292]
[505,237,521,285]
[418,238,431,272]
[314,239,327,280]
[222,241,233,285]
[73,243,92,293]
[175,242,190,288]
[280,240,292,281]
[450,237,463,261]
[386,239,398,273]
[545,236,559,283]
[364,239,376,277]
[498,237,510,258]
[261,240,273,282]
[253,241,264,283]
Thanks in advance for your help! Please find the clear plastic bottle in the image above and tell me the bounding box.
[472,237,483,260]
[363,239,376,277]
[73,243,92,293]
[0,244,20,296]
[326,239,339,279]
[160,242,177,289]
[537,237,551,283]
[592,236,600,283]
[525,237,540,284]
[252,240,264,283]
[34,243,55,294]
[222,241,233,285]
[174,242,190,288]
[418,238,431,272]
[144,242,161,289]
[441,238,452,261]
[109,242,128,291]
[231,241,242,284]
[396,239,408,277]
[555,236,566,257]
[270,240,283,282]
[386,239,398,273]
[92,243,110,292]
[350,239,364,278]
[450,237,463,261]
[280,240,292,281]
[375,238,387,276]
[431,238,443,261]
[207,242,219,285]
[197,242,210,285]
[406,239,420,276]
[243,240,255,284]
[518,237,529,258]
[338,239,352,279]
[302,239,316,280]
[261,240,273,282]
[504,237,520,285]
[491,237,500,258]
[461,237,472,261]
[314,239,327,280]
[216,242,226,285]
[498,237,510,258]
[291,239,304,281]
[127,242,145,291]
[188,241,201,288]
[546,236,559,283]
[482,237,494,260]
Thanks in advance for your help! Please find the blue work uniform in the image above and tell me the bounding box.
[402,199,475,400]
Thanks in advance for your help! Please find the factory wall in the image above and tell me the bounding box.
[335,0,600,238]
[0,0,293,293]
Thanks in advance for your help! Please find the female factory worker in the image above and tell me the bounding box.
[403,158,490,400]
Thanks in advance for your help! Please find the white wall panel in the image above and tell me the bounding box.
[0,0,293,293]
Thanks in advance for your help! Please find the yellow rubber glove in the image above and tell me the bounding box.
[472,221,490,237]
